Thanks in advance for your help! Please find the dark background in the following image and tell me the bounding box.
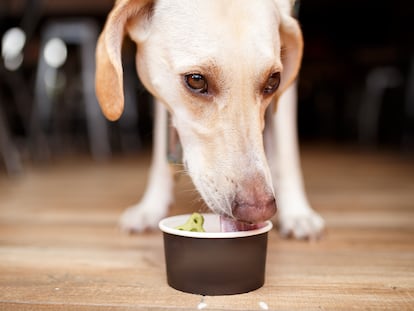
[1,0,413,173]
[297,0,413,148]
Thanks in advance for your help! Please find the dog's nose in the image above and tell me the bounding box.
[231,182,277,224]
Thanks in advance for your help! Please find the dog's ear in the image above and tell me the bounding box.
[279,15,303,92]
[95,0,153,121]
[277,14,303,97]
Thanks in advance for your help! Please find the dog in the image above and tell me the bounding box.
[95,0,324,239]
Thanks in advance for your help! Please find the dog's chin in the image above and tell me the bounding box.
[220,216,267,232]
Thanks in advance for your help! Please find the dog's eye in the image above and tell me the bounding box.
[184,74,208,94]
[263,72,281,95]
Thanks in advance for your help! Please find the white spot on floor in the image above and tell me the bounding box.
[197,297,207,310]
[197,301,207,309]
[259,301,269,310]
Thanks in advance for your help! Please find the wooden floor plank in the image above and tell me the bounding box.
[1,146,413,310]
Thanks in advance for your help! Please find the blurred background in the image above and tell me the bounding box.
[0,0,413,176]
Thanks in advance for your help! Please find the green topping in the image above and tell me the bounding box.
[175,213,205,232]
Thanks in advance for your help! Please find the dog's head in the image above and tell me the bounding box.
[96,0,303,226]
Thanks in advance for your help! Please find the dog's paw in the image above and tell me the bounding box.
[277,203,325,240]
[119,163,174,233]
[119,199,170,233]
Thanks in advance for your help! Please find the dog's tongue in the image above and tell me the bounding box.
[220,216,265,232]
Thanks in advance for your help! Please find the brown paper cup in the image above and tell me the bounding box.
[159,214,273,295]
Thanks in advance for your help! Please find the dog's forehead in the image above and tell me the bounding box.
[165,0,279,26]
[153,0,281,69]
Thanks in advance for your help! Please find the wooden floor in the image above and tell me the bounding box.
[0,145,413,310]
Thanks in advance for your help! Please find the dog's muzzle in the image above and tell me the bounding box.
[220,190,276,232]
[229,173,277,226]
[232,192,277,224]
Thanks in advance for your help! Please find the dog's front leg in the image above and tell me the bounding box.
[265,82,324,239]
[120,99,173,232]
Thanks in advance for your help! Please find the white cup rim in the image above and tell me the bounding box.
[159,213,273,239]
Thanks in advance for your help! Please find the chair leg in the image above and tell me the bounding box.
[31,19,112,161]
[358,67,402,146]
[80,22,111,160]
[0,106,23,176]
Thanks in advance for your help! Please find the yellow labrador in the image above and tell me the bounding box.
[95,0,324,239]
